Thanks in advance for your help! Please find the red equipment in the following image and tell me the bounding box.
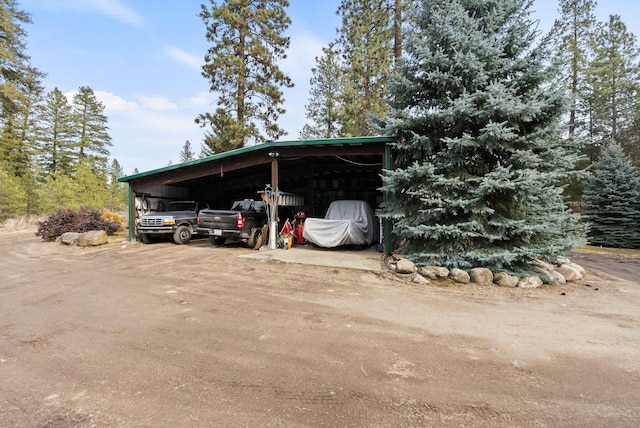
[294,212,306,244]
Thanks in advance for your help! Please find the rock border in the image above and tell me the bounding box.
[385,255,585,288]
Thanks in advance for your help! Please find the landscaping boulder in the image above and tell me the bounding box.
[556,264,583,282]
[449,268,470,284]
[418,266,450,280]
[412,274,430,285]
[78,230,108,247]
[396,258,417,274]
[469,267,493,286]
[60,232,83,246]
[493,272,519,288]
[518,276,543,288]
[548,270,567,285]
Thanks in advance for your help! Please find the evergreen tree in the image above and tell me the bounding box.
[0,0,31,118]
[72,86,112,172]
[583,143,640,248]
[199,143,212,158]
[106,158,127,210]
[549,0,597,139]
[301,43,344,139]
[617,111,640,165]
[197,0,293,152]
[34,88,77,178]
[0,163,27,218]
[377,0,586,273]
[179,140,195,162]
[586,15,640,146]
[337,0,393,136]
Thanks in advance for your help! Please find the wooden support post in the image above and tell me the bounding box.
[269,154,279,249]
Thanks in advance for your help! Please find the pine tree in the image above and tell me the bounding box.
[35,88,77,178]
[197,0,293,152]
[377,0,586,273]
[72,86,112,172]
[582,143,640,248]
[586,15,640,145]
[179,140,195,162]
[549,0,597,139]
[301,43,343,139]
[0,163,27,218]
[0,0,32,118]
[337,0,393,136]
[106,158,127,210]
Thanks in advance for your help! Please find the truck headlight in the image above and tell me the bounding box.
[163,217,176,225]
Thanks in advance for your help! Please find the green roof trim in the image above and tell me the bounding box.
[118,136,396,183]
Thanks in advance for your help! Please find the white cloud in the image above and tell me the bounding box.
[137,95,177,112]
[165,46,202,71]
[63,0,144,27]
[182,92,216,109]
[95,91,139,112]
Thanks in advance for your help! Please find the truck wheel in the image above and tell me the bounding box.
[173,225,191,244]
[140,233,152,244]
[210,236,226,246]
[248,227,262,249]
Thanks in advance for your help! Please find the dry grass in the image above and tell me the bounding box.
[0,215,45,238]
[574,245,640,257]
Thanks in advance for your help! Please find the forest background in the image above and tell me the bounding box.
[1,0,639,251]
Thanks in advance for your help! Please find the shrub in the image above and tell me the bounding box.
[36,207,121,241]
[101,211,125,231]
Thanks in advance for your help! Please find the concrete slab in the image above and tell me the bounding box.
[240,245,384,272]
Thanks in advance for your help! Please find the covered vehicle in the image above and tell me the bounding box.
[302,200,377,248]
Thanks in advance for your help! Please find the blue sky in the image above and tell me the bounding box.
[19,0,640,174]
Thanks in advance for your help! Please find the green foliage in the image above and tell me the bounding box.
[0,163,27,218]
[34,87,77,178]
[179,140,195,162]
[336,0,393,136]
[377,0,587,273]
[35,206,120,241]
[549,0,597,139]
[586,15,640,144]
[301,43,344,139]
[197,0,293,152]
[72,86,112,172]
[0,0,32,118]
[106,159,128,210]
[582,143,640,248]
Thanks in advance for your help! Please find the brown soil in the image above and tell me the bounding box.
[1,234,639,427]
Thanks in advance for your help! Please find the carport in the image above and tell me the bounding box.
[118,136,395,253]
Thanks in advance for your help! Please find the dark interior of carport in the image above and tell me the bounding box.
[120,137,395,248]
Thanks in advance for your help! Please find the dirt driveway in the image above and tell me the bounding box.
[1,235,639,427]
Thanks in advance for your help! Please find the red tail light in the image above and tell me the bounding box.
[236,213,245,228]
[197,213,201,225]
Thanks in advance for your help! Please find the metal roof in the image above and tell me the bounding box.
[118,136,395,183]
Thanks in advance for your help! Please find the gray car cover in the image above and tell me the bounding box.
[302,200,377,247]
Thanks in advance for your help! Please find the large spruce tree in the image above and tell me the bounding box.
[583,143,640,248]
[197,0,293,153]
[377,0,586,273]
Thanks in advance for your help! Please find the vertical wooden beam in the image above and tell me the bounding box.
[269,155,279,249]
[384,144,393,255]
[128,187,136,241]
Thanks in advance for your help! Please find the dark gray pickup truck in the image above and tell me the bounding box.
[136,201,208,245]
[197,200,268,248]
